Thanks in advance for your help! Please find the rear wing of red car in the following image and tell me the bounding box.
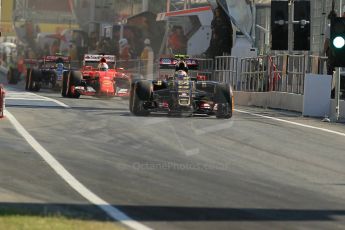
[83,54,116,63]
[83,54,116,69]
[159,57,198,70]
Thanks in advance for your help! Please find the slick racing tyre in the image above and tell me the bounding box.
[25,68,30,90]
[214,83,233,119]
[61,71,81,98]
[129,82,135,113]
[26,69,41,92]
[131,80,152,116]
[61,71,68,97]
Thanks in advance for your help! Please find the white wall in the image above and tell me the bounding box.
[234,91,303,112]
[234,91,345,119]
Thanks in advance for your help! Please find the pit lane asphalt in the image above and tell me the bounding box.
[2,76,345,230]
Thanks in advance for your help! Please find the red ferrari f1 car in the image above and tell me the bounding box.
[61,54,130,98]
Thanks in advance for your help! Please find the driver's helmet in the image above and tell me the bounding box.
[56,57,64,64]
[175,61,188,73]
[174,70,188,80]
[56,62,64,69]
[98,62,109,71]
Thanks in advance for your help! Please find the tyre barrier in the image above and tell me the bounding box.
[0,84,5,118]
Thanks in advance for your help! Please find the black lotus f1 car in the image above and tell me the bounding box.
[129,56,233,119]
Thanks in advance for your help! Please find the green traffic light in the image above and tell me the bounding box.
[333,36,345,49]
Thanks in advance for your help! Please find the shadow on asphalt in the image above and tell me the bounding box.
[71,106,127,111]
[5,105,68,110]
[6,104,128,112]
[1,203,345,222]
[119,113,221,120]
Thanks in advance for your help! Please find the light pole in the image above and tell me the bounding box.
[335,0,343,121]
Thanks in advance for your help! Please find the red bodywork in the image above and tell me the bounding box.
[80,65,130,97]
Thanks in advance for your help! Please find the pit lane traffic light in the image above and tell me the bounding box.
[271,1,289,50]
[293,1,310,50]
[330,17,345,67]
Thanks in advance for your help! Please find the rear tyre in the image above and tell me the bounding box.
[129,82,135,113]
[25,68,30,90]
[214,83,233,119]
[61,71,68,97]
[131,80,152,116]
[27,69,41,92]
[61,71,81,98]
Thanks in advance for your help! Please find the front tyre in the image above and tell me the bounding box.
[27,69,41,92]
[129,82,135,113]
[214,83,233,119]
[131,80,152,116]
[61,71,82,98]
[25,68,30,90]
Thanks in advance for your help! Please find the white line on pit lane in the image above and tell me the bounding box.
[235,109,345,137]
[6,98,52,101]
[5,90,70,108]
[4,109,151,230]
[31,94,70,108]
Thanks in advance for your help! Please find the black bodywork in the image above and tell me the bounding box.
[130,56,233,118]
[130,75,233,118]
[25,56,72,91]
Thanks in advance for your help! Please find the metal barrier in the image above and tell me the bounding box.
[0,84,5,118]
[197,58,214,80]
[308,55,328,75]
[268,54,306,94]
[214,56,239,89]
[212,54,305,94]
[240,56,269,92]
[269,54,287,92]
[287,54,306,94]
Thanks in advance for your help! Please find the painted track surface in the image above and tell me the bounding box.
[1,76,345,230]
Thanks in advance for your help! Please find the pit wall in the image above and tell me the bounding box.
[234,91,345,119]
